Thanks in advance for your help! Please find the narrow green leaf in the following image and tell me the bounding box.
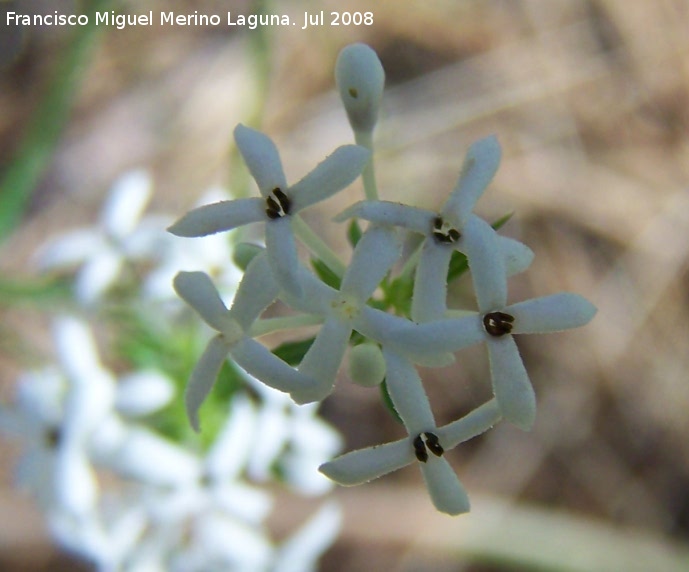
[311,257,342,290]
[271,337,315,366]
[380,379,403,424]
[347,218,363,248]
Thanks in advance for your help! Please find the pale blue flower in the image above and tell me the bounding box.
[335,136,534,322]
[168,124,370,298]
[321,349,502,515]
[173,253,322,428]
[280,224,411,401]
[35,170,162,304]
[393,293,597,430]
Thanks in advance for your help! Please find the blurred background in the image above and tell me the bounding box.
[1,0,689,570]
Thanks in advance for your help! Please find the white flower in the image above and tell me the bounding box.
[143,186,243,303]
[35,170,163,304]
[286,224,403,401]
[168,124,370,298]
[321,349,502,515]
[393,293,597,430]
[173,253,322,429]
[242,374,342,496]
[137,394,275,572]
[271,502,341,572]
[335,136,534,322]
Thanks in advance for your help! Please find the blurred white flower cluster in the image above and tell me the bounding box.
[2,170,342,570]
[168,43,597,516]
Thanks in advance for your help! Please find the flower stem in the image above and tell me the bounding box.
[354,130,379,201]
[250,314,324,337]
[292,215,347,277]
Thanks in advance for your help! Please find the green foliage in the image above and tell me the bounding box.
[380,379,403,425]
[311,257,342,290]
[347,218,363,247]
[271,336,315,366]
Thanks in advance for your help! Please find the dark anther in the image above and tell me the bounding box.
[265,188,291,219]
[483,311,515,337]
[423,432,444,457]
[348,87,358,98]
[431,216,461,244]
[413,434,428,463]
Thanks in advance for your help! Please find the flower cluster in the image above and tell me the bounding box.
[3,170,343,570]
[168,44,597,516]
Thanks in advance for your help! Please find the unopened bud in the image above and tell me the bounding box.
[349,343,386,387]
[335,43,385,134]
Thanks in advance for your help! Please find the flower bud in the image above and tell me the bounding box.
[348,343,386,387]
[335,43,385,134]
[233,242,264,271]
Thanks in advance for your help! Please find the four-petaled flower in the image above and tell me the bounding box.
[393,292,597,429]
[168,124,370,298]
[335,136,534,323]
[173,253,321,430]
[320,349,502,515]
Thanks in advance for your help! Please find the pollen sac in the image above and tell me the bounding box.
[413,434,428,463]
[483,311,515,337]
[265,187,291,219]
[413,432,445,463]
[431,216,461,244]
[423,432,444,457]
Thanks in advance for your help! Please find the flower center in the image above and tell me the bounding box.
[219,317,245,347]
[483,311,514,337]
[330,293,361,322]
[431,216,460,244]
[413,431,444,463]
[265,188,291,219]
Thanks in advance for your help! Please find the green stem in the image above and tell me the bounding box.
[0,0,111,242]
[354,130,379,200]
[250,314,324,337]
[292,215,347,277]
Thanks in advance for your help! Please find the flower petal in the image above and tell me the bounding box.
[105,428,200,485]
[460,215,507,313]
[499,236,535,276]
[234,124,287,196]
[333,200,433,234]
[231,338,321,404]
[341,225,401,302]
[265,217,302,298]
[412,240,454,322]
[173,271,231,332]
[508,293,597,334]
[205,394,257,479]
[486,336,536,430]
[75,250,123,304]
[280,264,337,315]
[101,169,152,238]
[115,371,174,417]
[437,399,502,450]
[229,252,279,330]
[34,229,103,270]
[383,349,435,434]
[419,457,471,515]
[273,502,341,572]
[167,197,265,237]
[298,317,352,401]
[319,438,413,485]
[290,145,370,212]
[185,335,228,431]
[441,135,501,228]
[391,314,485,355]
